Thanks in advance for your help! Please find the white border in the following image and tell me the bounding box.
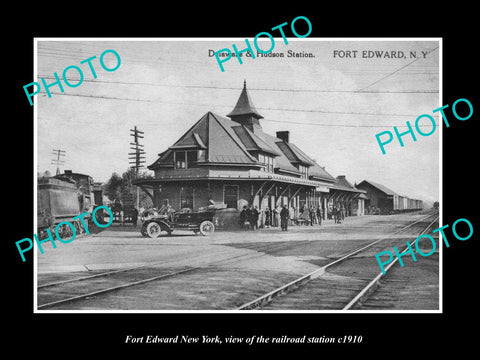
[33,37,442,314]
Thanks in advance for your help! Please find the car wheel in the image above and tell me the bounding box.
[146,221,162,238]
[140,223,148,237]
[199,220,215,236]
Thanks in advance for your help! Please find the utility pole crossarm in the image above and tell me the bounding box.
[129,126,146,209]
[51,149,66,175]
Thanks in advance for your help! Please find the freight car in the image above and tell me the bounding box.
[357,180,423,215]
[392,194,423,214]
[37,176,104,239]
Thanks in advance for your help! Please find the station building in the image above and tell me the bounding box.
[135,81,365,228]
[356,180,423,214]
[332,175,367,217]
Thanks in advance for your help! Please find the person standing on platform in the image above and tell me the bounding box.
[276,204,282,228]
[280,204,289,231]
[259,207,264,228]
[309,205,316,226]
[272,206,278,227]
[289,205,295,226]
[240,205,248,229]
[251,205,259,230]
[246,205,253,230]
[316,206,322,226]
[265,207,271,228]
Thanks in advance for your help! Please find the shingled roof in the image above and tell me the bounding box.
[231,125,281,156]
[149,82,337,184]
[357,180,398,196]
[329,175,366,193]
[336,175,355,189]
[226,80,264,119]
[149,112,259,168]
[309,163,337,182]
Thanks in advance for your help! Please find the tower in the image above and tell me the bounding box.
[226,80,264,132]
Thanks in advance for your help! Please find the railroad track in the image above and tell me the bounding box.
[38,211,438,310]
[236,211,439,310]
[37,233,332,310]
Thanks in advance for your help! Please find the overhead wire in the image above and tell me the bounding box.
[38,91,438,129]
[357,46,439,91]
[37,75,438,94]
[35,43,440,129]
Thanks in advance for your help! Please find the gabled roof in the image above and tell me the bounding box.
[329,175,366,193]
[149,149,173,168]
[226,81,263,119]
[207,112,258,164]
[250,129,336,181]
[357,180,397,196]
[232,125,281,156]
[308,163,336,182]
[169,132,207,150]
[254,131,304,174]
[149,82,336,184]
[168,111,209,150]
[276,141,316,166]
[149,112,259,169]
[336,176,354,189]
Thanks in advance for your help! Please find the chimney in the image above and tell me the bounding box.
[276,131,290,142]
[337,175,345,179]
[64,170,73,175]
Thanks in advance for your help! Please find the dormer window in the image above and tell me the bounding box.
[258,153,274,172]
[299,164,308,179]
[174,150,198,169]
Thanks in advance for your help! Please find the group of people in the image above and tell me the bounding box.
[239,204,290,231]
[110,199,140,226]
[239,205,260,230]
[331,206,345,224]
[239,204,328,231]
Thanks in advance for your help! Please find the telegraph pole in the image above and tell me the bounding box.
[51,149,66,175]
[129,126,146,208]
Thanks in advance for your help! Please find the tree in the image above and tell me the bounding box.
[104,169,154,208]
[104,172,124,201]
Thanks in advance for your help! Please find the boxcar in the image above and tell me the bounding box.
[37,176,105,239]
[37,177,83,236]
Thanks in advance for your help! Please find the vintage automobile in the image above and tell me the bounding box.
[140,210,216,238]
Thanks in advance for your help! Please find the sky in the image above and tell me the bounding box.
[35,38,440,204]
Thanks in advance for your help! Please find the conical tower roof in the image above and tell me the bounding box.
[227,80,264,119]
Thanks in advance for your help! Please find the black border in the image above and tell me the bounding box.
[7,5,478,354]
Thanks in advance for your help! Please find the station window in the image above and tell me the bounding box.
[187,150,198,168]
[175,151,186,169]
[258,153,274,173]
[175,150,198,169]
[266,156,274,172]
[224,185,239,209]
[298,164,308,179]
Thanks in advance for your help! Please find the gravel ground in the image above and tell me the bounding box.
[36,212,440,311]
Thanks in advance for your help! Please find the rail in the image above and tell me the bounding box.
[342,215,439,310]
[236,211,438,310]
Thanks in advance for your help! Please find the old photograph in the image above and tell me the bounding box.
[34,38,441,312]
